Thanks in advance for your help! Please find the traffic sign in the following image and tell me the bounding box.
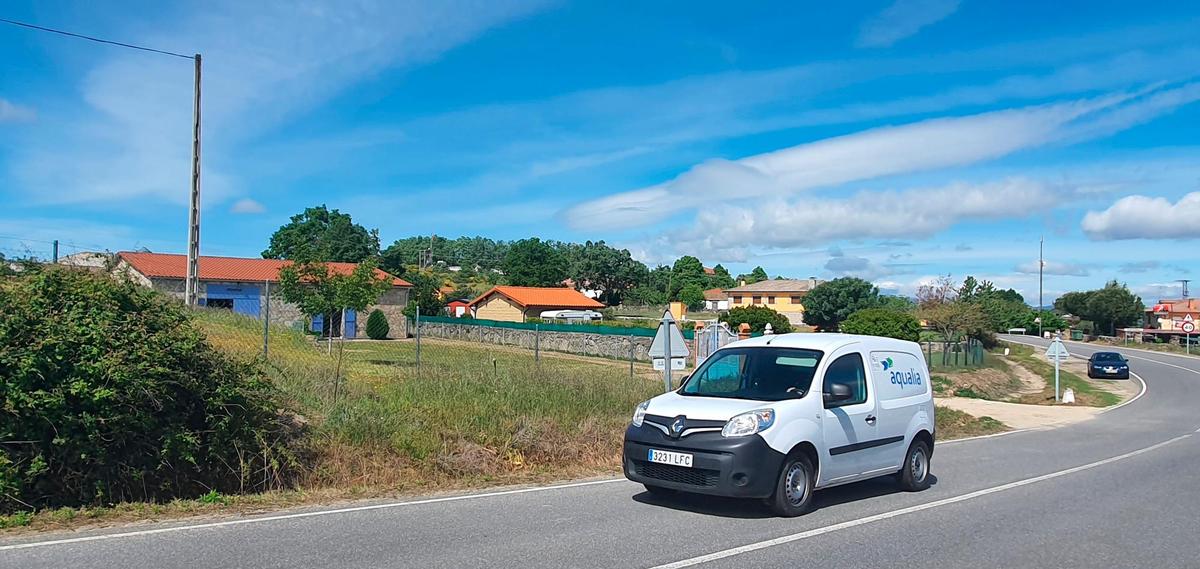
[652,357,687,371]
[1044,339,1071,360]
[1183,321,1196,334]
[649,311,690,359]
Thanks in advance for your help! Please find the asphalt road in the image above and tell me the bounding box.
[4,336,1200,568]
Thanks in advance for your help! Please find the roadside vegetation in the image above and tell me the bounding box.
[934,406,1007,439]
[1005,344,1121,407]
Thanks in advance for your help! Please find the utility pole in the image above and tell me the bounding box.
[1038,236,1044,338]
[185,53,202,306]
[1179,279,1191,299]
[52,240,58,263]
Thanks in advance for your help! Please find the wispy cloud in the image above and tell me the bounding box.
[1083,191,1200,240]
[1015,260,1092,277]
[857,0,961,48]
[10,1,550,207]
[564,85,1200,231]
[229,198,265,214]
[0,98,36,123]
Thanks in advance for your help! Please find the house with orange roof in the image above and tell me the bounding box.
[467,285,605,322]
[115,251,411,338]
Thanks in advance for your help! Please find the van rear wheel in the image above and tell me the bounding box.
[898,440,932,492]
[768,454,815,517]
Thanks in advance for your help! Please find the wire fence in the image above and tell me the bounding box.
[922,338,988,369]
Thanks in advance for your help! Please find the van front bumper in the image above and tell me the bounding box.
[623,423,786,499]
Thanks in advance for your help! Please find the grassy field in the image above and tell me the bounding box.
[199,310,664,492]
[934,406,1007,438]
[1005,343,1121,407]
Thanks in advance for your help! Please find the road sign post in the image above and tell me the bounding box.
[1183,315,1195,356]
[1044,337,1071,403]
[650,310,690,393]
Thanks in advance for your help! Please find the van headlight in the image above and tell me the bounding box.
[631,400,650,427]
[722,409,775,437]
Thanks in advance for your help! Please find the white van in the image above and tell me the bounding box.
[623,333,935,516]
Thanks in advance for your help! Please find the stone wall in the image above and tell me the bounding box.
[416,321,654,361]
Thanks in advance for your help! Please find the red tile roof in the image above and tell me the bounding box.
[703,288,728,301]
[117,252,410,286]
[467,285,604,310]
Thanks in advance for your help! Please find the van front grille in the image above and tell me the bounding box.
[633,460,720,487]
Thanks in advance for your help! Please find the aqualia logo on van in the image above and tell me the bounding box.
[881,357,894,370]
[890,368,923,389]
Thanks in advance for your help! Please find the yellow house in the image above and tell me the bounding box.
[724,278,824,324]
[467,285,605,323]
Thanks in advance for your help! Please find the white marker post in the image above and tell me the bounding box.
[1183,315,1195,356]
[1044,337,1071,403]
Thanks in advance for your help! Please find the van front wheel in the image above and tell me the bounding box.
[769,454,815,517]
[898,440,932,492]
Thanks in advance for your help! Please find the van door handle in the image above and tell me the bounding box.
[865,415,877,425]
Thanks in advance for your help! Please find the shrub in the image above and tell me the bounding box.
[840,308,921,342]
[0,268,300,512]
[366,309,390,339]
[721,305,793,334]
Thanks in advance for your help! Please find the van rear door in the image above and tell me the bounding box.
[868,350,931,472]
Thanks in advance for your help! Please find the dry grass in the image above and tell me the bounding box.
[935,405,1008,439]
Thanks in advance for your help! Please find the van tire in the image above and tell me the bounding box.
[769,454,816,517]
[898,440,932,492]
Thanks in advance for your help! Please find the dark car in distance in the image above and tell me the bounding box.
[1088,352,1130,379]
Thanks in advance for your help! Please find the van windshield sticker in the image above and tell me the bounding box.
[776,356,819,367]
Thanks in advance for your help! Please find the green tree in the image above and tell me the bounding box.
[918,301,991,343]
[841,308,921,342]
[502,238,568,287]
[402,270,447,317]
[1054,290,1094,316]
[365,309,390,340]
[679,283,706,310]
[263,205,380,262]
[738,266,769,284]
[669,256,707,300]
[569,241,648,305]
[875,295,917,312]
[803,277,880,330]
[708,264,736,289]
[1086,280,1144,335]
[721,305,793,334]
[276,258,393,332]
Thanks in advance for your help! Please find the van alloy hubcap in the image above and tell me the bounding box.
[785,464,808,505]
[911,449,928,482]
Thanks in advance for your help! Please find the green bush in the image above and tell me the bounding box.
[721,305,793,334]
[365,309,390,339]
[0,268,300,512]
[840,308,921,342]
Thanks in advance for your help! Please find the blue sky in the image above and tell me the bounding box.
[2,1,1199,303]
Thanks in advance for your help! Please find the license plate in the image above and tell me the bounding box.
[1104,367,1117,373]
[647,449,693,468]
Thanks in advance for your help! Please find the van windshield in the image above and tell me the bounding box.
[681,347,824,401]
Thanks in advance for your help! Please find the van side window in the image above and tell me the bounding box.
[823,353,867,407]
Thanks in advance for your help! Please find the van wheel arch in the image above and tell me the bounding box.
[785,441,820,482]
[913,429,934,458]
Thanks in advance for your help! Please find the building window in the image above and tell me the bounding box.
[791,296,804,303]
[767,296,776,304]
[206,298,234,310]
[752,296,762,304]
[733,296,742,303]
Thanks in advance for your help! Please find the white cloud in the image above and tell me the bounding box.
[563,85,1200,232]
[229,198,265,214]
[664,178,1061,259]
[824,255,898,281]
[0,99,35,123]
[11,1,549,207]
[1082,192,1200,240]
[1015,260,1092,277]
[857,0,961,48]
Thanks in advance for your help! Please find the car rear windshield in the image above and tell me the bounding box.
[681,347,824,401]
[1093,352,1124,362]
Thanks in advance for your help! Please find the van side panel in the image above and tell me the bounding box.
[868,350,933,472]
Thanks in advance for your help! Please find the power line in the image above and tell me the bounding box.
[0,16,193,59]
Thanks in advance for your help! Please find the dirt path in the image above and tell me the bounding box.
[936,396,1101,430]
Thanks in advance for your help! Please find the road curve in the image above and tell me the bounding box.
[4,336,1200,568]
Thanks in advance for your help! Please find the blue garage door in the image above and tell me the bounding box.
[206,284,261,317]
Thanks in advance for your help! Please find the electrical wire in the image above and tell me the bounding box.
[0,16,193,59]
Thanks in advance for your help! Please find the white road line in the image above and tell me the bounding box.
[650,432,1193,569]
[0,478,628,552]
[938,428,1035,445]
[1100,371,1147,414]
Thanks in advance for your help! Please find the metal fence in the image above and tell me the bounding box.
[922,338,987,368]
[415,314,696,338]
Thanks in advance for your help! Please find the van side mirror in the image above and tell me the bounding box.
[824,383,851,403]
[676,373,691,389]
